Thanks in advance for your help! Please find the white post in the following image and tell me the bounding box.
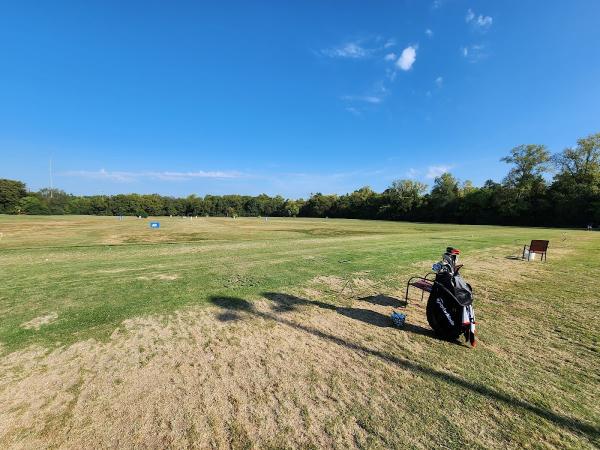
[49,158,53,199]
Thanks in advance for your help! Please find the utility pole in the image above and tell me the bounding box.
[49,158,53,199]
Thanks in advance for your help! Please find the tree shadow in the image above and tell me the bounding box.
[402,322,435,338]
[216,311,243,322]
[263,292,336,312]
[359,294,407,308]
[210,296,253,311]
[337,307,392,327]
[208,294,599,442]
[263,293,460,344]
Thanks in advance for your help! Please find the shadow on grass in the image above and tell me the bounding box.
[263,292,336,312]
[209,295,600,442]
[359,294,407,308]
[337,307,392,328]
[402,322,436,338]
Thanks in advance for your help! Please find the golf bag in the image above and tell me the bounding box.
[426,247,476,346]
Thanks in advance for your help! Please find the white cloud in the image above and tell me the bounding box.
[426,165,452,179]
[341,81,388,112]
[466,8,493,31]
[396,45,417,71]
[476,15,493,28]
[406,168,420,179]
[341,95,382,104]
[435,76,443,87]
[461,44,487,62]
[321,42,369,59]
[465,9,475,23]
[62,169,243,182]
[425,28,433,38]
[384,39,396,48]
[432,0,443,9]
[385,68,397,82]
[384,52,397,61]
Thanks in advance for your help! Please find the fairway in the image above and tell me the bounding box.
[1,215,599,448]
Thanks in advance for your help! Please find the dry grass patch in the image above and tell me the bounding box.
[1,217,598,448]
[137,273,180,281]
[20,313,58,331]
[311,275,346,291]
[0,303,418,448]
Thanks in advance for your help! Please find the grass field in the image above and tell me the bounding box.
[0,215,599,448]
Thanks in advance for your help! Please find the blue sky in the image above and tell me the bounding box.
[1,0,599,198]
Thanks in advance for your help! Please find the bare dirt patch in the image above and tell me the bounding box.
[20,313,58,331]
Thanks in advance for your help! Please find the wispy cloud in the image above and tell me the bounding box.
[345,106,361,116]
[321,41,371,59]
[435,76,443,88]
[341,95,383,104]
[406,168,420,179]
[320,37,413,114]
[396,45,417,71]
[461,44,487,62]
[258,168,389,197]
[426,165,453,179]
[385,68,397,82]
[465,9,475,23]
[321,36,400,60]
[431,0,443,10]
[465,8,493,31]
[425,28,433,38]
[62,169,243,182]
[341,81,389,114]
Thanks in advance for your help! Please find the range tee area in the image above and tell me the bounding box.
[1,215,598,448]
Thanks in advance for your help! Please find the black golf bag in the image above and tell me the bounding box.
[426,247,476,346]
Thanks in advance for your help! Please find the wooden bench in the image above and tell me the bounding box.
[523,240,549,261]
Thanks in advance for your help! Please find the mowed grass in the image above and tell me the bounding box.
[0,215,557,352]
[0,215,599,448]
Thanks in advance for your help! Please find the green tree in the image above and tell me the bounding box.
[283,199,301,217]
[550,132,600,225]
[499,144,551,224]
[459,180,476,197]
[37,188,71,214]
[384,179,427,218]
[430,173,459,206]
[553,132,600,186]
[0,179,27,213]
[68,196,92,214]
[501,144,551,192]
[300,193,337,217]
[17,196,50,215]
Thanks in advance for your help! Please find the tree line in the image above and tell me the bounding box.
[1,132,599,227]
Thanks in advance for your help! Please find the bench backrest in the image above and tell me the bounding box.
[530,240,549,252]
